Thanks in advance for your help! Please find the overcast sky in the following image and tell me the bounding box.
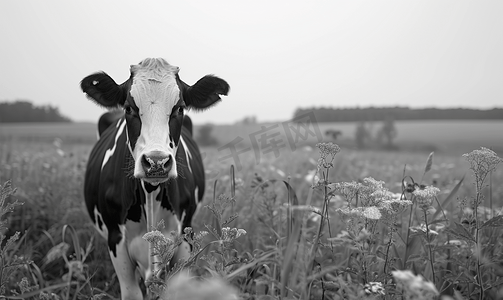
[1,1,502,124]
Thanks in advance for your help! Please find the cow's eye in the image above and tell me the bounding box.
[125,106,133,115]
[178,106,184,114]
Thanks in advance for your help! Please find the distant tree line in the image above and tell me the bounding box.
[294,106,503,122]
[0,100,71,123]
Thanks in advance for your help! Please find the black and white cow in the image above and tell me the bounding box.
[81,58,229,300]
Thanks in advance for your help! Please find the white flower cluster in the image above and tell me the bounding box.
[364,281,385,296]
[413,186,440,211]
[221,227,247,242]
[463,147,502,180]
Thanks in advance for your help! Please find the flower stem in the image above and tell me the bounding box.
[403,196,415,269]
[383,226,394,278]
[423,209,436,286]
[474,181,484,300]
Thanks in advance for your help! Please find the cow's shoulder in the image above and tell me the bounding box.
[85,117,136,224]
[98,110,124,137]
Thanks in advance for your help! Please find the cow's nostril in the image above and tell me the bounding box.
[141,154,153,171]
[161,156,172,172]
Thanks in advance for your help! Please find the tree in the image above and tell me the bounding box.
[376,117,397,150]
[0,100,71,123]
[355,121,370,149]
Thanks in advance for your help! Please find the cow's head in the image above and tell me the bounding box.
[81,58,229,185]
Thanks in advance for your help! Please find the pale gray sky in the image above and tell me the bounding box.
[1,1,502,124]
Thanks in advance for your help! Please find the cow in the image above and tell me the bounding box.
[80,58,229,300]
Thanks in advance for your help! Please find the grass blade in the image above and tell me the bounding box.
[425,152,434,174]
[62,224,81,262]
[230,164,235,199]
[432,175,465,221]
[5,282,79,299]
[280,180,302,299]
[420,152,434,184]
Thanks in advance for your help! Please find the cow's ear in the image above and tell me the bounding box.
[81,72,128,108]
[183,75,229,110]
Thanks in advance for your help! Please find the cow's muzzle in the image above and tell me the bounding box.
[141,151,173,178]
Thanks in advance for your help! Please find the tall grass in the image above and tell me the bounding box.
[145,145,503,299]
[1,136,503,299]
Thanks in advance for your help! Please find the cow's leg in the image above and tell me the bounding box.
[110,225,142,300]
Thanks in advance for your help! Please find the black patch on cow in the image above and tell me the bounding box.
[182,116,193,135]
[144,182,159,193]
[108,225,122,257]
[178,75,229,111]
[159,182,175,211]
[169,105,184,146]
[126,188,143,223]
[125,108,141,151]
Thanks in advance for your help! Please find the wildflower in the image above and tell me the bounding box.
[410,224,439,236]
[183,227,208,252]
[39,291,61,300]
[361,206,382,220]
[392,270,438,299]
[337,206,381,221]
[143,230,173,247]
[359,177,389,206]
[411,223,439,242]
[221,227,247,242]
[364,281,385,296]
[445,239,467,247]
[143,230,177,263]
[18,277,34,294]
[316,142,341,160]
[313,142,340,187]
[330,177,393,207]
[236,229,246,238]
[380,198,413,215]
[413,186,440,211]
[362,177,386,192]
[463,147,502,181]
[371,188,394,202]
[329,181,361,202]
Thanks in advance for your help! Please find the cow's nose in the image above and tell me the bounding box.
[141,151,173,177]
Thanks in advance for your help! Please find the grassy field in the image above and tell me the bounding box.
[0,121,502,299]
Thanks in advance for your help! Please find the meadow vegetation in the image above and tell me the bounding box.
[0,122,502,299]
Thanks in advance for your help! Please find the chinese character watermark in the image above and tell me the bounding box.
[202,111,323,175]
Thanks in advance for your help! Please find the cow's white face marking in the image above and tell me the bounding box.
[129,58,181,182]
